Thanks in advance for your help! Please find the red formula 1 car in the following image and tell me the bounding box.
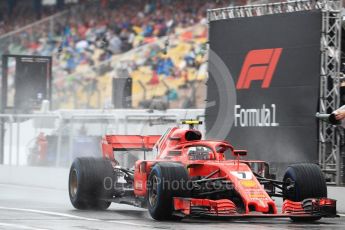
[68,120,337,221]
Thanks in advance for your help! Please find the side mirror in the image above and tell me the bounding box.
[268,174,276,180]
[233,150,247,157]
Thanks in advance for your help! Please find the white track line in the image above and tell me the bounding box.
[107,220,153,227]
[0,207,99,221]
[0,207,154,228]
[338,213,345,217]
[0,183,64,191]
[0,222,49,230]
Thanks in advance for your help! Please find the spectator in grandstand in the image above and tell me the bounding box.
[65,51,77,73]
[108,32,122,54]
[156,56,174,76]
[153,19,168,37]
[120,28,135,51]
[185,48,197,67]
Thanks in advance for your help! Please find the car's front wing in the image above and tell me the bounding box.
[173,197,337,218]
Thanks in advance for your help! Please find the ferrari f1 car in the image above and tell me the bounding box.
[68,120,337,221]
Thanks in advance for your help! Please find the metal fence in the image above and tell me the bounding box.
[0,109,204,167]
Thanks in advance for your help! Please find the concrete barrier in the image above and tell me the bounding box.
[328,186,345,214]
[0,165,344,213]
[0,165,68,190]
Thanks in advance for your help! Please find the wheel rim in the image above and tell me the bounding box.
[149,175,158,207]
[70,169,78,198]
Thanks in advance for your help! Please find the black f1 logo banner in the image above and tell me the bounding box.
[206,10,322,176]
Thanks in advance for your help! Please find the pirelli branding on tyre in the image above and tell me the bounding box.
[206,10,322,176]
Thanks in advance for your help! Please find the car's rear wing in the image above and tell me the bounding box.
[101,135,161,159]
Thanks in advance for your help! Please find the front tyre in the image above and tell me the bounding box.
[283,163,327,222]
[69,157,115,210]
[147,162,190,220]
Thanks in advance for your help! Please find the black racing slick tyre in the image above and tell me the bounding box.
[147,162,190,220]
[69,157,114,210]
[283,163,327,222]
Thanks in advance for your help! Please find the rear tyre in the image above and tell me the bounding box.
[147,162,190,220]
[283,163,327,222]
[69,157,115,210]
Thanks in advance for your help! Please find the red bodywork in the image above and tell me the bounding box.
[101,135,160,159]
[101,126,337,218]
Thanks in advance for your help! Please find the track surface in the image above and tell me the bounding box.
[0,184,344,230]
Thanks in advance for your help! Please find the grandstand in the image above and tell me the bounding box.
[0,0,283,110]
[0,0,304,109]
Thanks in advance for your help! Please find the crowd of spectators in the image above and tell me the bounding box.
[0,0,63,36]
[3,0,270,75]
[58,0,228,73]
[0,0,232,109]
[1,0,227,65]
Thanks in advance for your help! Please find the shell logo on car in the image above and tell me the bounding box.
[240,179,257,188]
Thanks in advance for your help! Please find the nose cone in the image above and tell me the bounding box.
[247,199,276,213]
